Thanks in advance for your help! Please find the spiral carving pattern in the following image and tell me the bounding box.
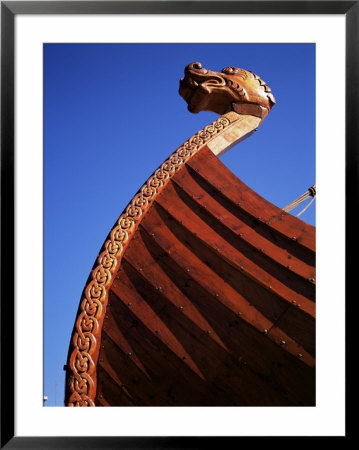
[66,115,232,406]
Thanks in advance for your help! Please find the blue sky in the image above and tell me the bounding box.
[44,43,315,406]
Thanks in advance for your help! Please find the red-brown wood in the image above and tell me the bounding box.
[95,145,315,406]
[187,148,316,253]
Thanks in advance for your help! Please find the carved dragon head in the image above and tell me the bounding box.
[179,62,276,118]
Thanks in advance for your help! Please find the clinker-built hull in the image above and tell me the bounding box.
[65,63,315,407]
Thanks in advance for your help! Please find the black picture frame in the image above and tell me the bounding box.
[1,1,354,447]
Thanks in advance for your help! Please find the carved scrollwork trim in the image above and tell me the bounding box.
[65,114,234,406]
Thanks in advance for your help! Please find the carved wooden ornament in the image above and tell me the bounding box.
[179,61,275,117]
[65,115,234,406]
[65,63,315,407]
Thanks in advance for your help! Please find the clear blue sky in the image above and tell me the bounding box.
[44,43,315,406]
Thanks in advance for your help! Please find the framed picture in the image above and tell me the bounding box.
[1,1,353,447]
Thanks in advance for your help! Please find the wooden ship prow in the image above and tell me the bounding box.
[65,62,315,407]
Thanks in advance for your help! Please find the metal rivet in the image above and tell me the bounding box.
[280,340,286,345]
[292,237,297,241]
[263,329,268,335]
[157,286,162,291]
[296,304,301,308]
[99,395,103,398]
[128,302,132,307]
[259,248,263,252]
[101,345,105,349]
[105,315,108,319]
[237,312,242,316]
[128,352,132,356]
[139,268,143,271]
[287,265,292,269]
[291,300,296,304]
[269,286,272,289]
[206,330,211,334]
[240,266,244,271]
[186,268,190,272]
[215,293,219,297]
[179,306,183,310]
[298,353,303,358]
[308,278,315,282]
[239,233,243,237]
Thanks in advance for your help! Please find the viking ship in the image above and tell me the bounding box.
[65,62,315,407]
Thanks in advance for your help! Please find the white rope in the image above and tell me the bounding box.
[282,184,316,214]
[296,195,316,217]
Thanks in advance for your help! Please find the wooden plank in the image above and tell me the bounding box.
[101,289,295,405]
[140,205,274,331]
[173,163,315,281]
[123,230,228,352]
[93,141,316,406]
[270,305,316,356]
[101,266,313,405]
[110,269,206,381]
[138,203,314,365]
[155,181,315,316]
[187,147,315,253]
